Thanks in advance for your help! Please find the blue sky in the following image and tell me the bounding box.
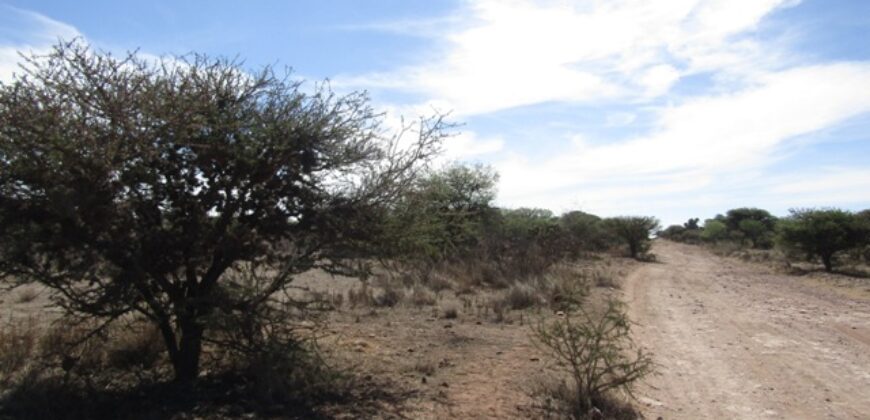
[2,0,870,225]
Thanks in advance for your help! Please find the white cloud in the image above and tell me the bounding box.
[492,62,870,214]
[0,6,83,82]
[340,0,797,115]
[442,131,504,161]
[335,0,870,223]
[768,168,870,202]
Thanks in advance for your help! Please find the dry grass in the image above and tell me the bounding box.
[503,283,541,310]
[409,286,437,307]
[593,269,621,289]
[0,317,39,382]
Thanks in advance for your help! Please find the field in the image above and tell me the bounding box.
[3,240,868,419]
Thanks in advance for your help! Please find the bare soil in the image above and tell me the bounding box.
[626,241,870,419]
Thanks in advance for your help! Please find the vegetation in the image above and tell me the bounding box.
[531,299,653,418]
[603,216,661,259]
[659,218,703,244]
[0,41,663,418]
[778,208,869,272]
[663,207,870,275]
[720,208,778,248]
[0,41,443,383]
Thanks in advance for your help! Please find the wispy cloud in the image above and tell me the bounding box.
[495,62,870,209]
[0,5,83,82]
[338,0,799,116]
[338,0,870,223]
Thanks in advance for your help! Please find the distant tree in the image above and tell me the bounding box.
[659,225,686,239]
[724,208,777,248]
[559,210,609,254]
[683,218,701,230]
[493,208,566,277]
[777,208,868,272]
[0,42,444,382]
[857,210,870,262]
[603,216,661,259]
[700,219,728,242]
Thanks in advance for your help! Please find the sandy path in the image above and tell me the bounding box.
[624,241,870,420]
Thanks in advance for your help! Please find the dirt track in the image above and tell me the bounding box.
[625,241,870,419]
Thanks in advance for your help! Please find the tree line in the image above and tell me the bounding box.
[659,207,870,272]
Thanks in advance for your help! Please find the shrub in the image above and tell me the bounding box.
[374,283,404,308]
[348,284,374,308]
[442,306,459,319]
[531,299,653,417]
[592,270,620,289]
[542,266,590,312]
[504,283,541,310]
[409,286,437,307]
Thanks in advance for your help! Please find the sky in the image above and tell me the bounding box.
[2,0,870,226]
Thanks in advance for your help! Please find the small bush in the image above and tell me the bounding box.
[531,299,653,418]
[442,306,459,319]
[374,284,404,307]
[504,283,540,310]
[543,267,589,312]
[425,273,454,293]
[348,284,374,308]
[409,286,437,307]
[592,270,620,289]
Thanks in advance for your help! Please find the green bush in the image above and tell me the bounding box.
[700,219,728,242]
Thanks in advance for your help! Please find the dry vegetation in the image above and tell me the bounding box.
[0,42,660,419]
[0,255,649,419]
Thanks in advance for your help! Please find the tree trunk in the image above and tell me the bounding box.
[170,318,204,383]
[628,241,638,259]
[821,253,833,272]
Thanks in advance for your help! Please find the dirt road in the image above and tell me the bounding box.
[625,241,870,419]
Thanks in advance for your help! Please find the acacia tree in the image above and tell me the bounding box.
[724,208,777,248]
[778,208,867,272]
[0,42,444,382]
[380,163,497,265]
[604,216,660,259]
